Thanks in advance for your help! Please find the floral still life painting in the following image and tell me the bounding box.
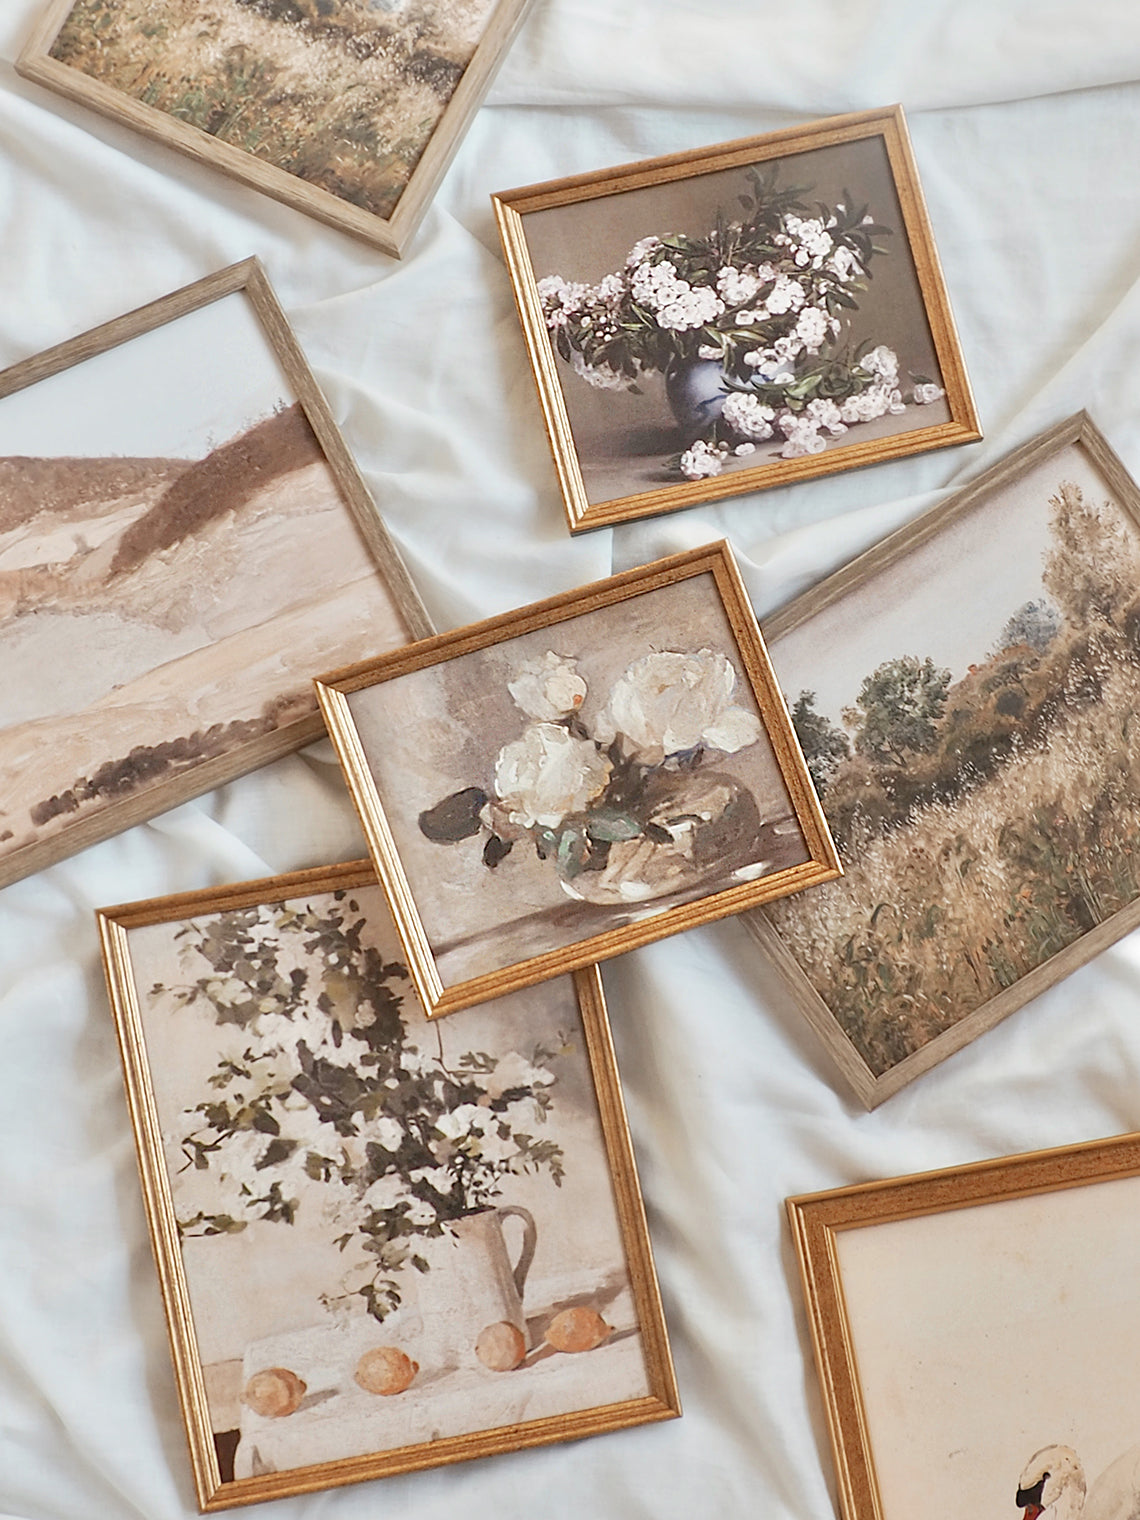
[747,414,1140,1106]
[494,108,980,531]
[98,862,678,1508]
[316,544,840,1017]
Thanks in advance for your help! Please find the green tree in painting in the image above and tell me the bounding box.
[845,655,951,767]
[790,690,850,796]
[1043,480,1136,628]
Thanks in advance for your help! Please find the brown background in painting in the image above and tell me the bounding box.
[345,573,809,985]
[520,135,946,493]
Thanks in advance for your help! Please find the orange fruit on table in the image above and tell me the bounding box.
[544,1306,612,1353]
[242,1367,306,1417]
[475,1321,527,1371]
[354,1345,418,1396]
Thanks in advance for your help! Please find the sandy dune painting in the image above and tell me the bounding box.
[0,264,421,885]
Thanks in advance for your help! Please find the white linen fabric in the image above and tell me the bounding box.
[5,3,1140,1516]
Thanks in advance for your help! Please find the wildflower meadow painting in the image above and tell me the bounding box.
[98,861,678,1507]
[19,0,532,253]
[0,260,426,889]
[494,107,979,531]
[746,413,1140,1106]
[316,542,840,1016]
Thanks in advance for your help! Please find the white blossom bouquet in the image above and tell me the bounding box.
[536,165,944,477]
[419,647,766,894]
[158,895,565,1321]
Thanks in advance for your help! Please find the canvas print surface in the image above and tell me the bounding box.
[835,1175,1140,1520]
[764,438,1140,1077]
[344,572,812,988]
[0,291,406,868]
[47,0,499,220]
[123,884,654,1484]
[522,134,950,506]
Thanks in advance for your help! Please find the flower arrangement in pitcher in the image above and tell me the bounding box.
[418,647,768,901]
[536,165,945,477]
[155,892,566,1321]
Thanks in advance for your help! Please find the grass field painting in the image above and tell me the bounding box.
[764,429,1140,1080]
[48,0,498,220]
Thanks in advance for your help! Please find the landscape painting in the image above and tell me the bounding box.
[788,1135,1140,1520]
[317,544,841,1016]
[20,0,532,252]
[0,262,424,887]
[98,861,677,1506]
[750,415,1140,1103]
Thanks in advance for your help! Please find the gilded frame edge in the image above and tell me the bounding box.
[743,410,1140,1110]
[785,1130,1140,1520]
[95,857,680,1511]
[491,104,982,535]
[16,0,535,258]
[0,256,432,892]
[315,539,843,1019]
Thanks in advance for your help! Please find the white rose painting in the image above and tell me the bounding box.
[320,544,840,1012]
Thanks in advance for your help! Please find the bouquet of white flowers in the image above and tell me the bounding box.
[537,166,943,478]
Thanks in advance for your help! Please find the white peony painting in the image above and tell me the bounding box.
[319,542,841,1015]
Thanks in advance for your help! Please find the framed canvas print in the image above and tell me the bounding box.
[315,540,841,1018]
[493,105,980,533]
[0,257,430,890]
[787,1132,1140,1520]
[97,858,679,1509]
[743,412,1140,1107]
[17,0,533,257]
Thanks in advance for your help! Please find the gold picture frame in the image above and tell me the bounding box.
[788,1131,1140,1520]
[17,0,533,258]
[97,858,679,1510]
[0,257,430,890]
[315,540,841,1018]
[743,412,1140,1107]
[493,105,980,534]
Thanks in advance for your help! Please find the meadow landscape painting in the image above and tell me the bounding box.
[754,417,1140,1099]
[38,0,503,228]
[0,263,420,886]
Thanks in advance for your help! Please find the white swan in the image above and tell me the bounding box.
[1017,1445,1140,1520]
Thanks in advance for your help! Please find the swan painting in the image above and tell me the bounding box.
[1017,1445,1140,1520]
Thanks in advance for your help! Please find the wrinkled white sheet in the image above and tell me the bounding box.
[6,3,1140,1516]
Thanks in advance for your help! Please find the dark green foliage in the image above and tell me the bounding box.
[790,690,850,796]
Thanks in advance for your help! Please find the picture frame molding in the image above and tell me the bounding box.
[316,540,842,1018]
[744,410,1140,1108]
[786,1130,1140,1520]
[493,104,981,534]
[17,0,534,257]
[0,255,432,891]
[97,856,680,1511]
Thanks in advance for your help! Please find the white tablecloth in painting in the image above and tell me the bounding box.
[7,4,1140,1518]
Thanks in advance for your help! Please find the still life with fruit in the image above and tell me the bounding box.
[130,884,653,1479]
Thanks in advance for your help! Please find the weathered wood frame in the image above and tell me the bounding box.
[743,412,1140,1107]
[17,0,533,257]
[0,257,431,890]
[493,105,981,534]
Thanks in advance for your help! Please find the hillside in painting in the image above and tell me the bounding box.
[0,403,406,860]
